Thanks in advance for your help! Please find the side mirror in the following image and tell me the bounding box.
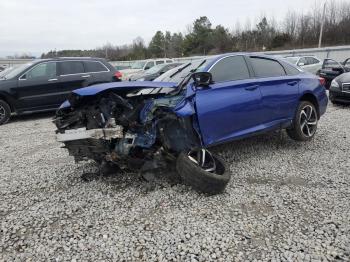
[159,71,165,75]
[298,62,305,66]
[144,66,150,70]
[192,72,213,88]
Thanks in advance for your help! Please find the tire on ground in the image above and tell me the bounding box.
[0,99,11,125]
[287,100,318,141]
[176,151,231,194]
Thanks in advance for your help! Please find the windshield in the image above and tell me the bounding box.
[131,61,146,69]
[284,57,299,64]
[4,62,34,79]
[145,63,166,74]
[0,67,16,78]
[154,58,213,83]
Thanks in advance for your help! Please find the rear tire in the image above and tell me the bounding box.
[176,149,231,194]
[0,99,11,125]
[287,101,318,141]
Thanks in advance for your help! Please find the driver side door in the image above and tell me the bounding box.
[195,55,263,146]
[15,62,61,111]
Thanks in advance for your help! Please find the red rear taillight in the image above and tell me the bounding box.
[319,77,326,86]
[114,71,122,79]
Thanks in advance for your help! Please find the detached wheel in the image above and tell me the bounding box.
[0,99,11,125]
[176,149,230,194]
[287,101,318,141]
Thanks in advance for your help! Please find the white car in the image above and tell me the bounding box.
[284,56,322,75]
[120,58,174,81]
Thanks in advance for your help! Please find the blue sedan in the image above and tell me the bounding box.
[55,53,328,194]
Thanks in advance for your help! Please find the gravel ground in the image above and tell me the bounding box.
[0,103,349,261]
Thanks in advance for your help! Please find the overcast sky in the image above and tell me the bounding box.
[0,0,325,57]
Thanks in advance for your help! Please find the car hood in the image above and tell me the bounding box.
[334,72,350,82]
[59,81,177,109]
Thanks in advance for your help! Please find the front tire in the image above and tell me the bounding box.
[287,101,318,141]
[0,99,11,125]
[176,149,231,194]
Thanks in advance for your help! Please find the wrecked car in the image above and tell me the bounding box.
[318,58,350,89]
[54,53,328,194]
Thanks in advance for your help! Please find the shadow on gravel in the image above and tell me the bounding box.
[10,111,55,123]
[78,161,181,193]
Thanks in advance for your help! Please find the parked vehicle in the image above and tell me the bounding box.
[329,72,350,104]
[114,65,131,71]
[129,63,182,81]
[284,56,322,74]
[0,66,16,78]
[0,57,121,125]
[153,60,206,83]
[54,53,328,194]
[120,59,174,81]
[318,58,350,88]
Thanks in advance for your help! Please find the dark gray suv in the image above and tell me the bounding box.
[0,57,121,124]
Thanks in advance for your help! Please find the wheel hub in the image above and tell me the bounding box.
[187,149,216,172]
[300,105,317,137]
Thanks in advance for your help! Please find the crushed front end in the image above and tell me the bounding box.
[54,86,200,173]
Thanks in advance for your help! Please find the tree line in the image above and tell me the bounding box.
[41,1,350,61]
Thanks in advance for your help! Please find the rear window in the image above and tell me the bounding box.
[280,61,301,75]
[85,61,109,73]
[60,61,85,75]
[250,57,286,77]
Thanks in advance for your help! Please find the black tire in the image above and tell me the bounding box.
[0,99,11,125]
[287,101,318,141]
[176,149,231,194]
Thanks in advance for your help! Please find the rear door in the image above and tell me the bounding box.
[249,56,300,125]
[15,61,61,110]
[195,55,263,146]
[57,61,92,101]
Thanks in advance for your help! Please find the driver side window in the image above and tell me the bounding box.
[24,62,57,80]
[210,56,250,82]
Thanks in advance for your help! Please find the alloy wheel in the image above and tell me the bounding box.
[299,105,317,137]
[187,149,217,173]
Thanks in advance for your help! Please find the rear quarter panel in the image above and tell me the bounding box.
[299,73,328,117]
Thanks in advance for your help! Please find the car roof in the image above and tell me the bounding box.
[33,57,107,63]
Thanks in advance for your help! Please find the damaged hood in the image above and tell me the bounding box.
[59,81,177,109]
[72,81,177,96]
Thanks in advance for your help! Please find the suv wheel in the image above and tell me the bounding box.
[0,99,11,125]
[287,101,318,141]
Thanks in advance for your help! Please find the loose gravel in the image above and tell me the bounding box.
[0,103,349,261]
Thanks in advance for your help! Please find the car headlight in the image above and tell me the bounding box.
[330,80,339,88]
[136,78,145,81]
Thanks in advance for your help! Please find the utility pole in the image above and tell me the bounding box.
[318,1,326,48]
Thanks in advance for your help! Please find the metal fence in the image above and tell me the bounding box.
[111,45,350,67]
[1,45,350,69]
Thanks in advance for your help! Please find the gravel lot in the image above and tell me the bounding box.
[1,103,349,261]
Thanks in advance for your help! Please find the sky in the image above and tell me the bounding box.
[0,0,325,57]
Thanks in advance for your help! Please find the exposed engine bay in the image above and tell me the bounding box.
[54,90,200,172]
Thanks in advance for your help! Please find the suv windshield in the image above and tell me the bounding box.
[3,62,34,79]
[131,61,146,69]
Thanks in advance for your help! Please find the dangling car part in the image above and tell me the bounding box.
[54,53,328,194]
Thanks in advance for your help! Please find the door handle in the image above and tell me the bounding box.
[48,78,58,82]
[245,85,259,91]
[287,81,298,86]
[81,75,91,78]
